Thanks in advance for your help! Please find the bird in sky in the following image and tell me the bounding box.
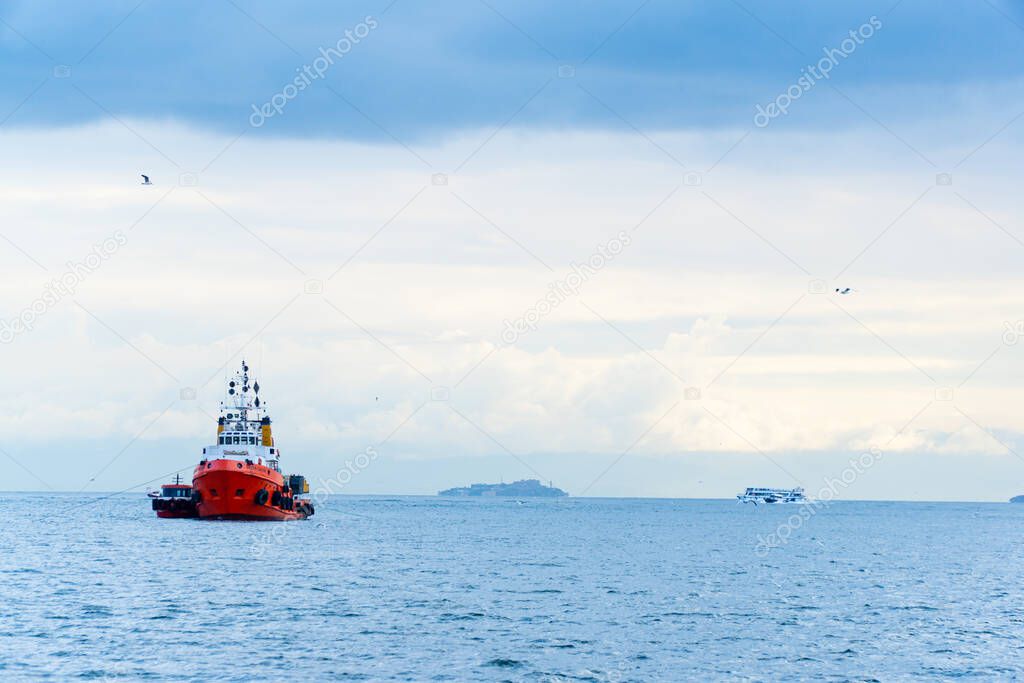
[141,174,152,185]
[835,287,854,295]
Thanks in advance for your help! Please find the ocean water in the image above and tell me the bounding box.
[2,495,1022,681]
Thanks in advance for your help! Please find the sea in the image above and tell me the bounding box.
[2,494,1022,681]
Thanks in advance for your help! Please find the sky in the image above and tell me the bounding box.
[2,0,1024,500]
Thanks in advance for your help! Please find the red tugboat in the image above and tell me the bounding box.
[150,474,199,518]
[191,361,314,521]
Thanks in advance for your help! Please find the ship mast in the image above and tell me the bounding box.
[220,359,266,431]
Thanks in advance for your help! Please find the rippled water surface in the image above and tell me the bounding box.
[2,495,1023,680]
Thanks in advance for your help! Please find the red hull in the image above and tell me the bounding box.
[156,509,197,519]
[152,497,198,518]
[193,459,313,521]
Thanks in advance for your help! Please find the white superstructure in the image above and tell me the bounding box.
[201,360,281,471]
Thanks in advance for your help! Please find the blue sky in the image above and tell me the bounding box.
[3,1,1024,501]
[3,0,1024,138]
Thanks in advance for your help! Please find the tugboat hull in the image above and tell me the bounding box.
[193,458,314,521]
[152,499,199,518]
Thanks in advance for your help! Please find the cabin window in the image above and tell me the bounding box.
[235,488,244,497]
[249,436,256,445]
[233,436,240,445]
[210,489,218,497]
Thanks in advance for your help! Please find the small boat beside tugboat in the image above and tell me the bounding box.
[152,360,315,521]
[150,474,198,518]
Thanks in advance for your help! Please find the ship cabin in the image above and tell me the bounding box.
[217,429,266,447]
[157,474,193,499]
[210,429,277,456]
[204,416,280,472]
[160,483,192,498]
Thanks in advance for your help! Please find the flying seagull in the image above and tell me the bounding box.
[141,174,152,185]
[835,287,854,295]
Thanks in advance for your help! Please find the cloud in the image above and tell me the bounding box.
[2,107,1024,496]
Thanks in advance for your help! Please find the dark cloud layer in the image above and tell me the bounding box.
[1,0,1022,140]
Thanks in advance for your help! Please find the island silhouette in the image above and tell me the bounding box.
[438,479,568,497]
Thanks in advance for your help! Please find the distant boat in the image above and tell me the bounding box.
[439,479,568,498]
[737,487,807,504]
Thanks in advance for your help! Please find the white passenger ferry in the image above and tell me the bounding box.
[737,487,807,504]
